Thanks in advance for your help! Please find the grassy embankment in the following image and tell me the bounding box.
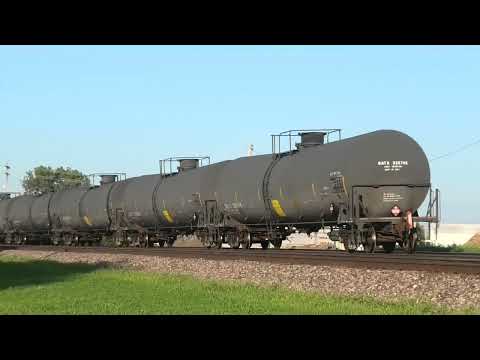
[417,243,480,253]
[0,255,475,315]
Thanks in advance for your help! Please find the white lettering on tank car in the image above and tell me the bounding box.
[224,203,241,215]
[383,192,404,202]
[377,160,409,172]
[224,202,243,213]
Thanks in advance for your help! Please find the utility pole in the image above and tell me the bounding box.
[3,162,10,192]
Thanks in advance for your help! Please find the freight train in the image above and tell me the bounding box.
[0,129,440,253]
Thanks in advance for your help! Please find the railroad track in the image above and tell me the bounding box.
[1,244,480,274]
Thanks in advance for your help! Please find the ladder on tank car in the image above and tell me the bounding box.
[262,154,283,240]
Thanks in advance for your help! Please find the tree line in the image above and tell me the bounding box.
[22,166,90,195]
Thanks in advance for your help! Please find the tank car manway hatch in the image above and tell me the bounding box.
[159,156,211,177]
[270,129,342,157]
[88,173,127,187]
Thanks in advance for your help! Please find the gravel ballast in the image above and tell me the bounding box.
[2,249,480,311]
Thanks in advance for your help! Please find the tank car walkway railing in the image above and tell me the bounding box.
[270,129,342,157]
[349,184,440,224]
[426,188,441,242]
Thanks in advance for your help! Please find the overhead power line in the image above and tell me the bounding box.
[430,138,480,162]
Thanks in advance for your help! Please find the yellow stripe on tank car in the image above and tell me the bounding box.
[83,216,93,226]
[271,199,287,217]
[162,210,174,223]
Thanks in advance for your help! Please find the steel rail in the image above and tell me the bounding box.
[2,245,480,274]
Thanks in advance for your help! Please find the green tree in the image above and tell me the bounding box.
[22,166,90,195]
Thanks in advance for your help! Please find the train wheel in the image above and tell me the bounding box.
[52,235,62,246]
[363,243,375,253]
[271,239,282,249]
[113,231,126,247]
[405,229,418,254]
[260,240,269,250]
[199,233,213,248]
[242,238,251,249]
[158,240,166,248]
[64,234,73,246]
[344,243,355,253]
[240,232,251,249]
[212,233,221,249]
[227,234,240,249]
[382,242,395,254]
[363,228,376,254]
[344,235,358,254]
[71,236,78,247]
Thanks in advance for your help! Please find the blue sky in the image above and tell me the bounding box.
[0,45,479,223]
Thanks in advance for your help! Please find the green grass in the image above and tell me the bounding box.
[0,255,475,315]
[417,242,480,253]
